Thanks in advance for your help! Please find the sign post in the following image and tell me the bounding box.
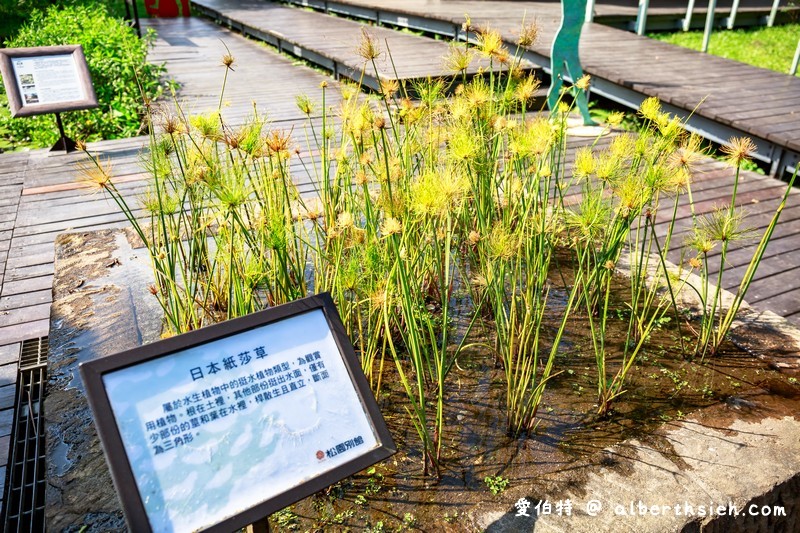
[52,112,77,153]
[0,45,98,153]
[80,293,395,532]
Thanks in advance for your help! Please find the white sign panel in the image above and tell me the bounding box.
[12,54,85,106]
[82,294,394,533]
[0,45,97,118]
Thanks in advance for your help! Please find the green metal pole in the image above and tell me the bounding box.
[768,0,780,27]
[683,0,696,31]
[701,0,717,53]
[727,0,740,29]
[636,0,649,35]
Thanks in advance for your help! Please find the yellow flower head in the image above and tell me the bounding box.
[295,94,314,115]
[410,169,466,217]
[487,223,518,260]
[380,217,402,236]
[337,211,354,229]
[575,74,591,91]
[443,44,474,74]
[609,132,635,159]
[448,127,479,161]
[379,78,399,100]
[476,27,506,60]
[669,133,704,171]
[518,20,538,47]
[514,75,541,103]
[221,53,235,70]
[462,14,473,32]
[721,136,757,167]
[77,158,113,192]
[190,111,222,140]
[638,97,662,122]
[573,146,596,179]
[356,28,381,61]
[606,111,625,127]
[509,116,553,158]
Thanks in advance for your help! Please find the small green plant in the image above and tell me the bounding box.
[364,467,384,496]
[661,367,689,396]
[484,475,510,495]
[365,520,387,533]
[687,138,798,359]
[333,509,355,524]
[402,512,417,528]
[271,507,300,530]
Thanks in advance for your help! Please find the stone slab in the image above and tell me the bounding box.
[470,255,800,532]
[45,230,162,532]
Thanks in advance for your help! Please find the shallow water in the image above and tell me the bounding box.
[274,281,799,531]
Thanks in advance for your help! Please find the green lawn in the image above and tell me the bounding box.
[649,23,800,76]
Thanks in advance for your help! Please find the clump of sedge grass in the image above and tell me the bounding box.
[83,23,797,476]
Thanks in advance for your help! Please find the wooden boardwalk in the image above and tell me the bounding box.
[276,0,800,176]
[589,0,798,29]
[191,0,526,92]
[0,6,799,517]
[0,16,336,513]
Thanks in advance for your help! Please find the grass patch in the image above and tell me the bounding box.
[649,23,800,76]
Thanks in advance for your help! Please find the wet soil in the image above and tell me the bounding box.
[269,280,800,532]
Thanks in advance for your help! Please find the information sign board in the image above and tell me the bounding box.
[80,293,396,533]
[0,45,98,117]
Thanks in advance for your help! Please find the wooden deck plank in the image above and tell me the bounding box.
[0,321,50,347]
[0,344,20,366]
[749,284,800,317]
[721,252,800,292]
[0,275,54,297]
[3,263,55,284]
[191,0,533,86]
[0,408,13,438]
[0,363,17,388]
[0,303,51,329]
[0,436,10,467]
[0,291,51,313]
[277,0,800,160]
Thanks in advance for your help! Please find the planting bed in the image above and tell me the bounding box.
[43,37,800,529]
[45,229,800,532]
[280,283,800,531]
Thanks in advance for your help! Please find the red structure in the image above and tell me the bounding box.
[145,0,191,17]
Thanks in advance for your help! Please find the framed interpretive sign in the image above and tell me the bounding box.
[80,293,396,533]
[0,45,97,118]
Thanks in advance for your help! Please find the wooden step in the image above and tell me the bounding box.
[190,0,541,92]
[275,0,800,178]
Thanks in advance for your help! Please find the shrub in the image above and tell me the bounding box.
[0,0,127,43]
[0,3,168,148]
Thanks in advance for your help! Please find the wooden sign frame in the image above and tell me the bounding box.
[0,45,98,118]
[80,293,396,533]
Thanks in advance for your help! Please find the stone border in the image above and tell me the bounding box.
[473,252,800,531]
